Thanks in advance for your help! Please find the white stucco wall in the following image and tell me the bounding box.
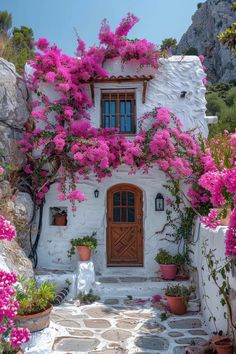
[89,56,208,136]
[37,166,174,276]
[193,221,236,333]
[34,56,209,275]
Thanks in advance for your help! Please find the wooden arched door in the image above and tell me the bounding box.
[107,184,143,266]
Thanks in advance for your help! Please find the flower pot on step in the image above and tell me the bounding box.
[213,337,233,354]
[166,295,187,315]
[160,264,177,280]
[76,245,91,261]
[54,214,67,226]
[14,305,53,333]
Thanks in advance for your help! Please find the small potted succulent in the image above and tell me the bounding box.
[68,232,97,261]
[164,284,194,315]
[52,207,67,226]
[155,249,185,280]
[15,277,56,332]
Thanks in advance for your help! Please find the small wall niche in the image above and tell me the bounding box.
[50,207,68,226]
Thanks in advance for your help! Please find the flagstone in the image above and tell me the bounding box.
[188,329,208,335]
[116,318,140,329]
[104,298,119,305]
[84,319,111,328]
[175,337,208,345]
[66,328,94,336]
[52,336,99,351]
[139,320,166,333]
[168,331,184,337]
[168,318,202,329]
[135,335,169,351]
[55,319,81,328]
[101,329,132,341]
[84,306,118,318]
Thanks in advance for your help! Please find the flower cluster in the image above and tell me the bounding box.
[21,13,207,217]
[196,133,236,257]
[0,216,30,350]
[0,215,16,241]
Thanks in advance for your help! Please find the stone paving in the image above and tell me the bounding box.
[24,297,210,354]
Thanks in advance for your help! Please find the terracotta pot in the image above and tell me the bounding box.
[14,305,53,333]
[211,208,231,226]
[220,208,231,226]
[160,264,177,280]
[166,295,187,315]
[214,337,233,354]
[76,246,91,261]
[54,214,67,226]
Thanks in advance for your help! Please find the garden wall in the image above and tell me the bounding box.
[193,220,236,334]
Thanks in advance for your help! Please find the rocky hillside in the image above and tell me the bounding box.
[176,0,236,83]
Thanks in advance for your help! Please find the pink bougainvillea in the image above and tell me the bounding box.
[225,207,236,257]
[0,216,30,350]
[20,13,207,210]
[0,215,16,241]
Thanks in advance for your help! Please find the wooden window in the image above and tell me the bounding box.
[101,91,136,134]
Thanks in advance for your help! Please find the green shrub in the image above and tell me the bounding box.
[15,277,56,315]
[225,86,236,106]
[78,289,100,304]
[165,284,194,298]
[154,249,185,265]
[206,93,226,115]
[68,232,97,258]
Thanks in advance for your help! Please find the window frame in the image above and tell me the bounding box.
[101,90,136,135]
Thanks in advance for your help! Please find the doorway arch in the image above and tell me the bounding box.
[107,183,143,266]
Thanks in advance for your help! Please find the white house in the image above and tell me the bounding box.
[34,56,209,279]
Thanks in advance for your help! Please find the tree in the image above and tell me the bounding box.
[0,11,34,74]
[9,26,34,73]
[0,11,12,35]
[218,2,236,55]
[160,37,177,51]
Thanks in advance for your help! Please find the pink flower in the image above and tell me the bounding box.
[10,327,31,347]
[35,38,50,51]
[201,209,221,229]
[199,55,205,62]
[45,71,56,83]
[67,190,86,202]
[0,215,16,241]
[0,166,4,176]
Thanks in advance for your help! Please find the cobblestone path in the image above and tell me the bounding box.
[25,297,209,354]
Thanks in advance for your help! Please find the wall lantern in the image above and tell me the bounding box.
[155,193,164,211]
[94,189,99,198]
[180,91,187,98]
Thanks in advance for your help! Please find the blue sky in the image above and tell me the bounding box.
[1,0,201,55]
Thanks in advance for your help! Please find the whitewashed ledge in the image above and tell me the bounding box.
[193,219,236,333]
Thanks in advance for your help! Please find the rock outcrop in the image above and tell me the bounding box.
[0,58,34,277]
[0,58,30,164]
[176,0,236,83]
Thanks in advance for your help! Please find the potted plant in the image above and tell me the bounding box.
[164,284,194,315]
[52,207,67,226]
[15,277,56,333]
[68,232,97,261]
[155,249,185,280]
[213,336,233,354]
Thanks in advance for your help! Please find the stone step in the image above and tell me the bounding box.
[94,277,193,299]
